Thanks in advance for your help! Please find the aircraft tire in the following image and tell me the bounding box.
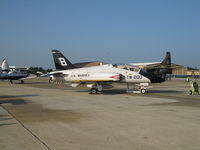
[189,90,192,95]
[90,88,98,94]
[21,80,24,84]
[141,88,146,94]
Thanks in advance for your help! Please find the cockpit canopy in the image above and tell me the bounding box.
[115,64,141,72]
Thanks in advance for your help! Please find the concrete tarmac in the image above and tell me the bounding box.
[0,78,200,150]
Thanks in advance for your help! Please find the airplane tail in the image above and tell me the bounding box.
[160,51,172,75]
[1,58,10,71]
[52,50,76,70]
[161,52,171,66]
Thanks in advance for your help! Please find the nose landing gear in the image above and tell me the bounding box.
[126,83,148,94]
[140,88,146,94]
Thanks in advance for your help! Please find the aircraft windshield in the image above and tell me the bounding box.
[123,64,140,72]
[113,64,141,72]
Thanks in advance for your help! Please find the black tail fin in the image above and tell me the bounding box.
[52,50,76,70]
[161,52,171,66]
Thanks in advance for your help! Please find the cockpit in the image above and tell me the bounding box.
[114,64,141,72]
[8,69,27,74]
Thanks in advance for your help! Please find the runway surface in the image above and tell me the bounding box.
[0,78,200,150]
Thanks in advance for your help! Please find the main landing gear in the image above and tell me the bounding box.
[90,84,103,94]
[90,88,98,94]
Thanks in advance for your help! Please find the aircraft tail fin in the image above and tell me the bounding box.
[51,50,76,70]
[161,52,171,66]
[1,58,10,71]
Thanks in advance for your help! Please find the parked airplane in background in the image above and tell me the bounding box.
[129,52,172,77]
[0,59,35,83]
[44,50,165,94]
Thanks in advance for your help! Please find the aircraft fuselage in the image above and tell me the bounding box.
[51,64,151,83]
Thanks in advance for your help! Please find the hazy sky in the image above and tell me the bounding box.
[0,0,200,69]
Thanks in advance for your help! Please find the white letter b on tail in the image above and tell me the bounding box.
[58,58,67,66]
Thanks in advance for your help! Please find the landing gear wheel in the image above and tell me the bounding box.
[90,88,98,94]
[141,88,146,94]
[21,80,24,84]
[189,90,192,95]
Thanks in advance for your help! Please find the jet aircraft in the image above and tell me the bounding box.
[44,50,165,94]
[0,59,35,83]
[53,51,172,78]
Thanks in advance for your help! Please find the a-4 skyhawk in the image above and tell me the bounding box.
[44,50,165,94]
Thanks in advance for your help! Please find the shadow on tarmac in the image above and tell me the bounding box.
[0,95,39,105]
[75,89,127,95]
[0,115,16,127]
[0,99,28,105]
[75,89,183,95]
[147,90,183,94]
[0,117,12,121]
[0,94,39,99]
[0,123,16,127]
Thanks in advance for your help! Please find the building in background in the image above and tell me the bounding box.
[170,64,200,78]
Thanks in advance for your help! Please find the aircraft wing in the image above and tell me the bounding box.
[145,63,167,69]
[40,72,63,77]
[129,62,160,67]
[19,75,38,80]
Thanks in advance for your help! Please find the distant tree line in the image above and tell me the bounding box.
[187,67,199,70]
[28,67,52,74]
